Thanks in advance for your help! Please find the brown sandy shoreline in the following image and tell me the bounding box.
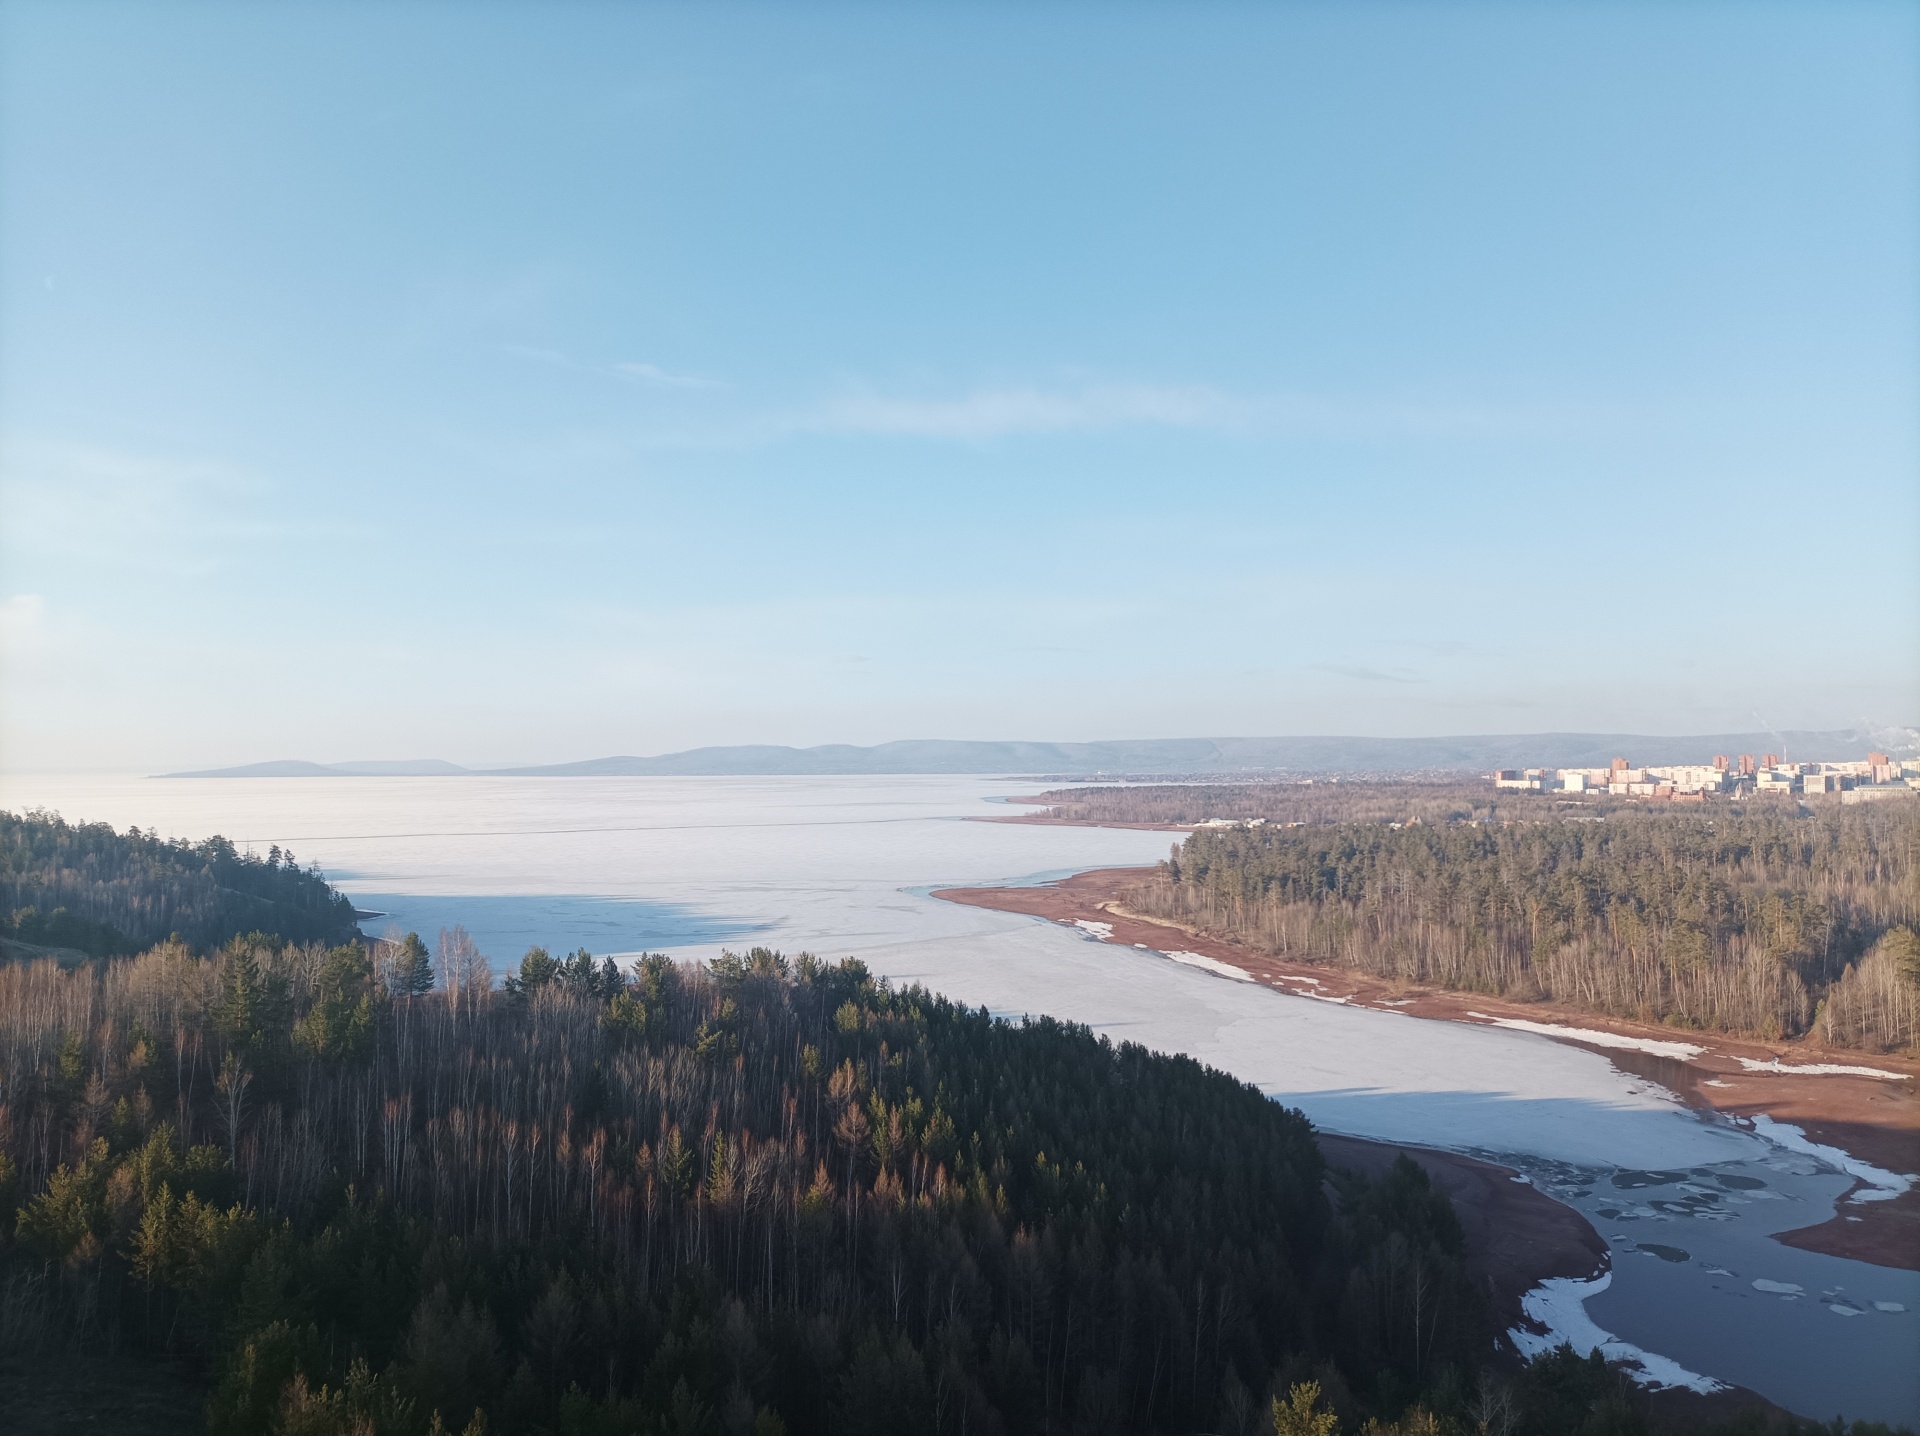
[933,866,1920,1273]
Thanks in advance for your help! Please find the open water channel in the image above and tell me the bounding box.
[3,773,1914,1423]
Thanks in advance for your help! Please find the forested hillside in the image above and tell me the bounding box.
[1125,805,1920,1049]
[0,810,359,956]
[0,933,1601,1436]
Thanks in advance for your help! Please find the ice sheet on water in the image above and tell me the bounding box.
[1748,1115,1916,1202]
[1467,1014,1707,1062]
[1510,1273,1725,1393]
[0,776,1777,1165]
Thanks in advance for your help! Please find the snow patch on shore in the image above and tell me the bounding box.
[1072,919,1114,940]
[1735,1057,1908,1080]
[1268,973,1353,1002]
[1162,950,1255,983]
[1748,1115,1916,1203]
[1510,1272,1726,1393]
[1467,1015,1707,1062]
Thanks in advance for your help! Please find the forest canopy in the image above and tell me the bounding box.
[0,936,1536,1436]
[0,809,360,957]
[1124,804,1919,1049]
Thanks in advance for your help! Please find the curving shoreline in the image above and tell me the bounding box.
[933,865,1920,1273]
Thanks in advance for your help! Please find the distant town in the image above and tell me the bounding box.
[1491,750,1919,803]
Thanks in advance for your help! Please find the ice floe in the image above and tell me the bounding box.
[1748,1114,1916,1203]
[1466,1015,1707,1062]
[1753,1279,1803,1295]
[1509,1273,1725,1393]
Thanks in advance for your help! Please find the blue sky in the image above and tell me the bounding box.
[2,2,1915,770]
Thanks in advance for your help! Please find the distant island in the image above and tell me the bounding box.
[161,729,1910,779]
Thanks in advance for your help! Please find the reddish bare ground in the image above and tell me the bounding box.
[934,866,1920,1272]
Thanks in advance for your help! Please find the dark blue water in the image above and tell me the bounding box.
[1491,1146,1920,1425]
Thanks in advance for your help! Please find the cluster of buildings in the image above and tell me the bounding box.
[1492,751,1919,804]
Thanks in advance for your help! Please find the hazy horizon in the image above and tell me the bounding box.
[3,723,1907,782]
[3,4,1916,772]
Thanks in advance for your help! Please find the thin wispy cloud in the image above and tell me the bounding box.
[804,384,1242,440]
[499,344,721,389]
[477,354,1593,447]
[1312,663,1428,685]
[0,437,285,577]
[611,361,720,389]
[790,383,1595,443]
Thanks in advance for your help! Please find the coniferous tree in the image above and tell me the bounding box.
[387,932,435,997]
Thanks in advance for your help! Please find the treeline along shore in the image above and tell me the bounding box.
[1010,787,1920,1052]
[2,809,361,960]
[0,810,1901,1436]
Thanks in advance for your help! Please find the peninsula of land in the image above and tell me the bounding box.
[935,865,1919,1272]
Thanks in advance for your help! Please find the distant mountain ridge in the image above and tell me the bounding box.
[163,758,473,778]
[161,729,1908,779]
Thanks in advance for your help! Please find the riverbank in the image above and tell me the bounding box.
[933,866,1920,1272]
[1316,1133,1798,1427]
[1316,1132,1608,1326]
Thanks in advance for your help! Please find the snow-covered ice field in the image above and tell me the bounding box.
[5,773,1916,1424]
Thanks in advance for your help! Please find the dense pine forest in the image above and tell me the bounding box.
[1123,804,1920,1049]
[1,810,359,957]
[9,938,1892,1436]
[0,934,1527,1436]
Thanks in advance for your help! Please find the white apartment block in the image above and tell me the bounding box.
[1489,752,1918,801]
